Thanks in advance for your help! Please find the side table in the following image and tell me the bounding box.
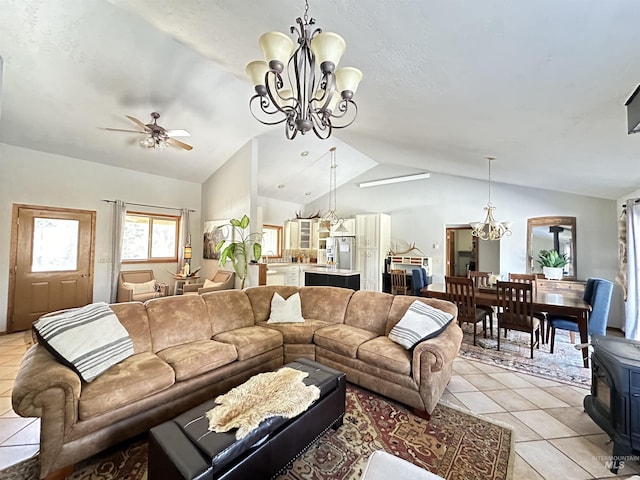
[172,275,200,295]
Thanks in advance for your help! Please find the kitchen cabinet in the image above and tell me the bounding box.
[284,219,320,250]
[284,220,300,250]
[355,213,391,292]
[330,218,356,237]
[264,264,310,287]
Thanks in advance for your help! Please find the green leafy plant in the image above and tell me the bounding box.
[536,249,569,268]
[214,215,262,289]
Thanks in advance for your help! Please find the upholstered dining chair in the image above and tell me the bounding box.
[547,278,613,354]
[411,268,427,296]
[508,273,548,343]
[390,270,409,295]
[445,276,491,345]
[496,281,541,359]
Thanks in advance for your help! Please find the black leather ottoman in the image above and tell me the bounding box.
[148,358,346,480]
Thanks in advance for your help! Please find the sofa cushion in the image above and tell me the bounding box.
[387,297,458,335]
[313,324,378,358]
[203,279,224,289]
[214,326,283,361]
[79,352,175,419]
[344,291,394,335]
[146,295,212,352]
[157,340,238,381]
[245,286,301,323]
[299,287,354,323]
[258,319,331,344]
[203,290,257,335]
[358,336,412,376]
[388,301,454,350]
[33,302,135,382]
[110,302,153,353]
[268,292,304,323]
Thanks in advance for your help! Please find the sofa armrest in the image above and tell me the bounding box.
[12,344,81,430]
[412,319,463,383]
[117,283,134,303]
[183,283,204,293]
[198,284,229,294]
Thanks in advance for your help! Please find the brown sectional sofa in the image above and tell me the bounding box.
[12,286,462,479]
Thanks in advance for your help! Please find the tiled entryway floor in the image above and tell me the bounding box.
[0,330,639,479]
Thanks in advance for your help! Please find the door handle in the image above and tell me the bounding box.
[81,274,89,278]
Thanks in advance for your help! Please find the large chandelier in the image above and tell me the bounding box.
[470,157,512,241]
[245,0,362,140]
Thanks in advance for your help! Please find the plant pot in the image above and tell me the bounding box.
[543,266,564,280]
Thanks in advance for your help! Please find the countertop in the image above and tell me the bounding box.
[304,267,360,276]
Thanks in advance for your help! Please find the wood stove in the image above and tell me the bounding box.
[584,334,640,474]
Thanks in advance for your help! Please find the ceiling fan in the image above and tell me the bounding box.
[105,112,193,151]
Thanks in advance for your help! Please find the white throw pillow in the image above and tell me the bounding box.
[203,279,224,289]
[267,292,305,323]
[123,279,156,295]
[33,302,134,382]
[388,301,454,349]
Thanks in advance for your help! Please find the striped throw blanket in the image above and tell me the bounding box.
[33,302,134,382]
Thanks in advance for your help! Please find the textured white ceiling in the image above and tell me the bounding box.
[1,0,640,202]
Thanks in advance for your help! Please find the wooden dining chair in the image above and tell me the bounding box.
[468,271,491,288]
[445,276,492,345]
[467,270,495,328]
[496,281,541,359]
[390,269,409,295]
[508,273,548,343]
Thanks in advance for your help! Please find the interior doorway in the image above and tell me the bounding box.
[7,204,96,332]
[446,227,478,277]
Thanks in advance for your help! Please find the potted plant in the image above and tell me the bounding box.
[536,249,569,280]
[214,215,262,288]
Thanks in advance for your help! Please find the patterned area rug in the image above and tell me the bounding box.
[457,323,592,387]
[0,384,513,480]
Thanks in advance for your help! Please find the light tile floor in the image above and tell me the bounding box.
[0,331,639,479]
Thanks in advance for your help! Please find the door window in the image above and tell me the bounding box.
[32,218,79,272]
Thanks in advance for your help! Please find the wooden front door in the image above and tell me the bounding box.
[7,204,96,332]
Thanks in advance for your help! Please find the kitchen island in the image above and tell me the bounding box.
[304,267,360,290]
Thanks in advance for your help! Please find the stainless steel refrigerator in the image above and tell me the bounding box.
[327,236,356,270]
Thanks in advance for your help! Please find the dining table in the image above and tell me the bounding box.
[421,283,593,368]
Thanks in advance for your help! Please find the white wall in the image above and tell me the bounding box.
[200,139,258,286]
[305,167,622,327]
[0,143,201,332]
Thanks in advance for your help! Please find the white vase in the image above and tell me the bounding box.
[543,266,564,280]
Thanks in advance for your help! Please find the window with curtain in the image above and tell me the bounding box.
[122,212,179,262]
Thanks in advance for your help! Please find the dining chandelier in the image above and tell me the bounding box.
[470,157,512,241]
[245,0,362,140]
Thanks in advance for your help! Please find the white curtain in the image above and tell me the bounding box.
[109,200,127,303]
[625,199,640,339]
[178,208,190,273]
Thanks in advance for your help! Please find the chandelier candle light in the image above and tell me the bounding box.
[246,0,362,140]
[470,156,512,241]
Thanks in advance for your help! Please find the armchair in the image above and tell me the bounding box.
[117,270,167,303]
[183,270,235,295]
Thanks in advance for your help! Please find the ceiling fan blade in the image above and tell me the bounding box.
[126,115,149,130]
[103,127,147,134]
[166,129,191,137]
[167,137,193,151]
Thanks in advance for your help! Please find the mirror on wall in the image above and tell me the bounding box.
[527,216,577,279]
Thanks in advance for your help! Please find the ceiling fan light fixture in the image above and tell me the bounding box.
[247,0,362,140]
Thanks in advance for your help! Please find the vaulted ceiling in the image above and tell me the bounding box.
[1,0,640,203]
